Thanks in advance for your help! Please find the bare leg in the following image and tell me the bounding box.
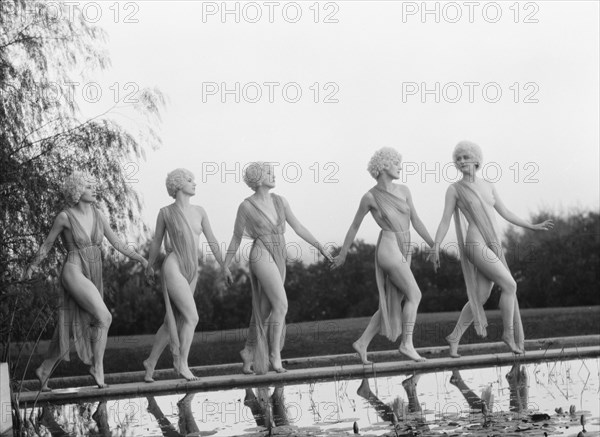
[162,256,200,381]
[445,303,472,358]
[143,322,170,382]
[35,356,60,392]
[446,274,493,358]
[62,264,112,388]
[376,235,425,362]
[251,253,287,373]
[513,301,525,351]
[353,311,382,364]
[240,347,254,375]
[459,230,522,354]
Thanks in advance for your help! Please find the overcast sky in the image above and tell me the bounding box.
[74,1,599,262]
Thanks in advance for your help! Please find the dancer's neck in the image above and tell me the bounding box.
[254,186,272,202]
[175,192,192,210]
[73,202,93,215]
[375,176,395,192]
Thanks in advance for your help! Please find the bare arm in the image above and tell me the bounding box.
[281,196,332,261]
[223,203,247,269]
[199,206,226,268]
[493,186,553,231]
[431,185,458,271]
[433,185,458,247]
[146,209,166,276]
[100,212,147,267]
[331,194,371,268]
[405,186,434,247]
[24,212,69,279]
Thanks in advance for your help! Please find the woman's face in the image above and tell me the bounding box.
[455,151,478,175]
[79,181,98,203]
[383,158,401,180]
[180,173,196,196]
[260,165,276,188]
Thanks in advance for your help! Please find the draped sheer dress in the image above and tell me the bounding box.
[234,194,287,375]
[48,207,104,365]
[369,187,413,342]
[160,204,200,362]
[452,180,522,338]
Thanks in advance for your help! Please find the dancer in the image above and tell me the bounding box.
[23,171,148,390]
[223,162,332,374]
[143,168,229,382]
[332,147,434,363]
[431,141,553,357]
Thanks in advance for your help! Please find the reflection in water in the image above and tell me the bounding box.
[37,402,110,436]
[147,393,216,437]
[357,373,430,434]
[20,358,599,436]
[450,369,494,412]
[244,385,289,431]
[91,401,111,437]
[506,364,529,413]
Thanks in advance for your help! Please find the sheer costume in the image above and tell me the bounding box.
[452,180,523,338]
[160,204,199,362]
[234,194,287,375]
[48,207,103,365]
[369,187,413,342]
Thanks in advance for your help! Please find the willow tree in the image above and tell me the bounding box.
[1,1,164,357]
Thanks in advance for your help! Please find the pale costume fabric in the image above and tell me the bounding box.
[453,180,523,338]
[48,207,103,365]
[160,204,199,361]
[234,194,287,375]
[370,187,412,342]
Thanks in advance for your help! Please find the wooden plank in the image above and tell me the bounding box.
[16,344,600,405]
[17,334,600,390]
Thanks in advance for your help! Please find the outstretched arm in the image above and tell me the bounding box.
[331,194,371,269]
[493,186,554,231]
[431,185,458,271]
[100,212,147,268]
[281,196,333,262]
[406,187,434,247]
[200,206,227,269]
[23,212,68,279]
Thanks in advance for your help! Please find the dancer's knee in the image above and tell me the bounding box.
[271,300,288,318]
[501,278,517,295]
[183,310,200,327]
[405,286,422,304]
[95,310,112,329]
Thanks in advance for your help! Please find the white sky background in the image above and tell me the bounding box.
[74,1,599,262]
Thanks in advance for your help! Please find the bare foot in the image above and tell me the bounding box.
[356,378,373,399]
[178,366,199,381]
[143,359,155,383]
[35,365,52,392]
[501,334,523,354]
[89,366,108,389]
[399,344,426,362]
[240,348,254,375]
[352,341,371,365]
[446,335,461,358]
[269,354,287,373]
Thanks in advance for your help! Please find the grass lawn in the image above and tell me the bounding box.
[7,306,599,382]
